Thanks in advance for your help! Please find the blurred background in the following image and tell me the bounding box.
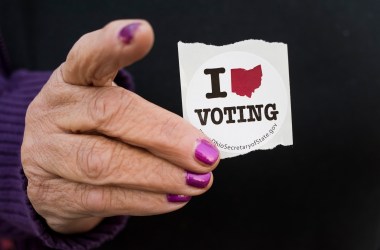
[1,0,380,249]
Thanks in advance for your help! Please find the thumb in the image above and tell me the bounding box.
[61,19,154,86]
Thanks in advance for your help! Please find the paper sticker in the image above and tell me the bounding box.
[178,40,293,158]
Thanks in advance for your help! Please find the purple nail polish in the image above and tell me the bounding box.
[194,139,219,165]
[186,172,211,188]
[167,194,192,203]
[118,23,141,44]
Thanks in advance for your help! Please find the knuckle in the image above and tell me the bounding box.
[80,186,111,215]
[92,66,117,85]
[78,138,122,181]
[88,90,113,126]
[80,139,112,180]
[88,88,134,131]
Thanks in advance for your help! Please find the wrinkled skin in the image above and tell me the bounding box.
[21,20,219,234]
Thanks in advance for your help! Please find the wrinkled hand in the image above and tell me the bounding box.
[21,20,220,234]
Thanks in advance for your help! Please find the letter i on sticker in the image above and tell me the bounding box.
[178,40,293,159]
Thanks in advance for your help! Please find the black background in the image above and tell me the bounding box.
[1,0,380,249]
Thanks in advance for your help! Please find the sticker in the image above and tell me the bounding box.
[178,40,293,158]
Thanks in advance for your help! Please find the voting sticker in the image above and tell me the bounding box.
[178,40,293,158]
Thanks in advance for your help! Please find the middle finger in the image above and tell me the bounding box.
[35,133,213,196]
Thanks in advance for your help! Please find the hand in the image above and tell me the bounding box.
[21,20,220,234]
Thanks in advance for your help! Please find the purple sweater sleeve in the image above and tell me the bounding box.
[0,69,132,250]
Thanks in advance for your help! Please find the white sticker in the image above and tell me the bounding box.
[178,40,293,158]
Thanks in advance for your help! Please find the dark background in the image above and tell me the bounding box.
[1,0,380,249]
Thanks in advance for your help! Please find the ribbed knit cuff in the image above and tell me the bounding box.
[0,69,131,250]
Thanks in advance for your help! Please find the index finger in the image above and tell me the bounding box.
[55,86,220,173]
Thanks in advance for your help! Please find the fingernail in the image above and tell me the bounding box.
[186,172,211,188]
[167,194,192,203]
[195,139,219,165]
[118,23,141,44]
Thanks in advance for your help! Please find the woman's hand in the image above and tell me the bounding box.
[21,20,219,234]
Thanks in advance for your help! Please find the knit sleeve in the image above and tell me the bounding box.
[0,69,131,250]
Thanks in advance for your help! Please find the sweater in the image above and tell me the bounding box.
[0,32,131,250]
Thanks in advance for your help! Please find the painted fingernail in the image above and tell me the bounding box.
[167,194,192,203]
[118,23,141,44]
[195,139,219,165]
[186,172,211,188]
